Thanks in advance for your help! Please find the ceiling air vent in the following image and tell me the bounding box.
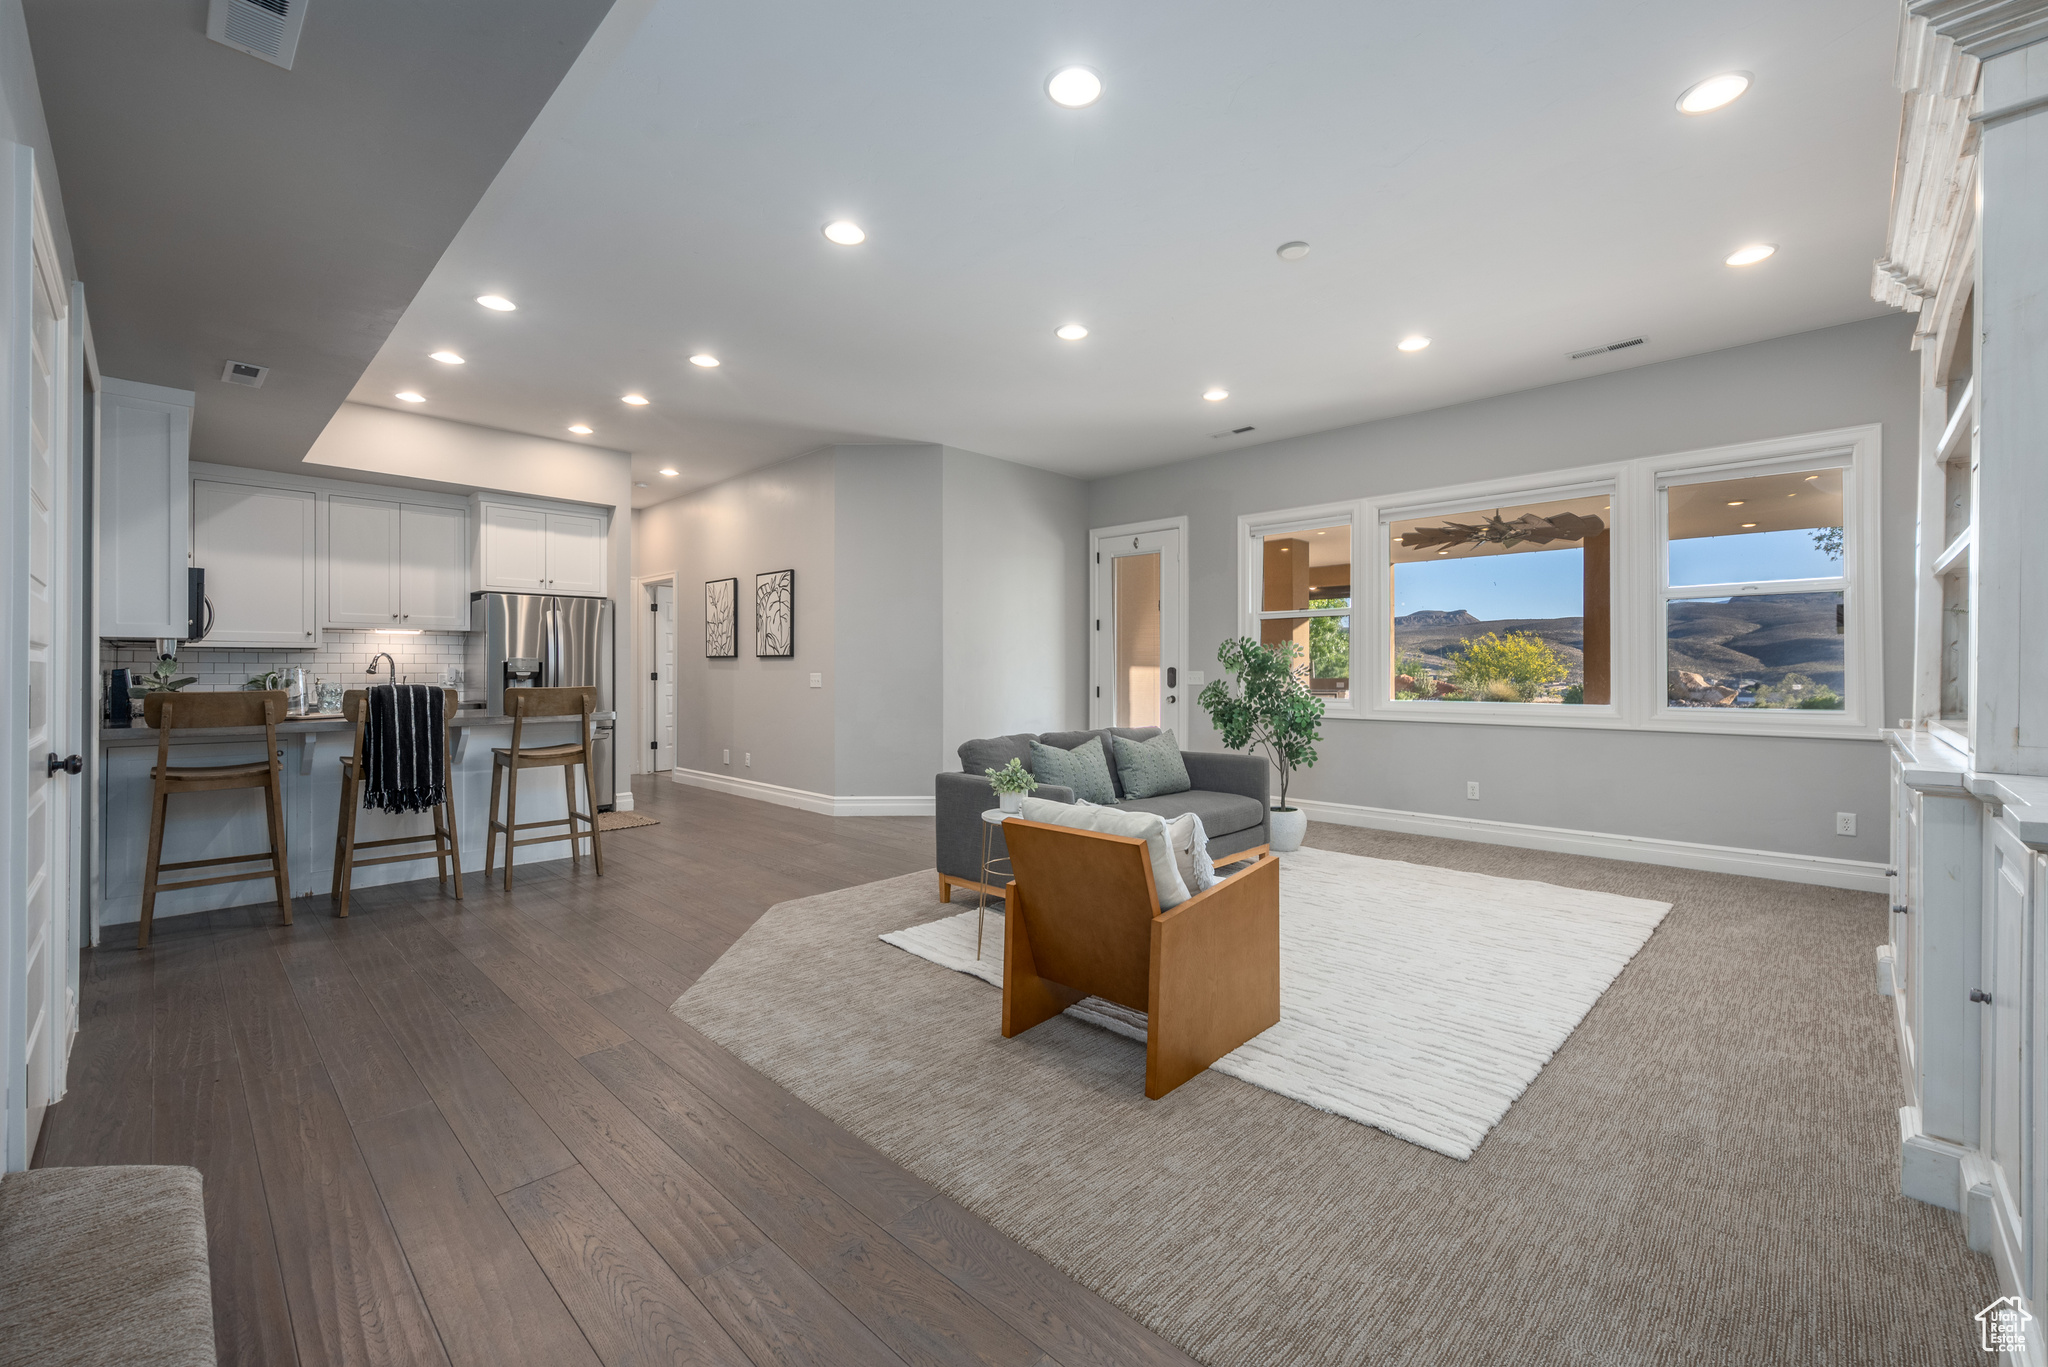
[1569,336,1646,361]
[207,0,308,70]
[221,361,268,388]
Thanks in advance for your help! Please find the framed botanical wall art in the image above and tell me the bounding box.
[755,569,794,657]
[705,577,738,658]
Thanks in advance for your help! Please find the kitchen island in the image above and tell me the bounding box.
[99,712,600,931]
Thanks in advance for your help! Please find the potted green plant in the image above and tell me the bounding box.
[136,656,197,696]
[985,756,1037,813]
[1196,637,1324,852]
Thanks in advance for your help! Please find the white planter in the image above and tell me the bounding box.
[998,790,1023,813]
[1268,806,1307,852]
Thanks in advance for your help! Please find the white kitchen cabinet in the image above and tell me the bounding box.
[327,495,400,627]
[326,496,468,630]
[543,510,605,595]
[479,503,548,592]
[477,500,607,596]
[192,480,318,647]
[97,378,192,640]
[399,502,469,629]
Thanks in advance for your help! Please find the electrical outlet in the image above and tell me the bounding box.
[809,672,822,688]
[722,748,730,764]
[1466,781,1480,800]
[1836,812,1857,836]
[745,752,752,767]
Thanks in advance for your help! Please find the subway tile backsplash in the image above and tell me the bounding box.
[103,630,470,696]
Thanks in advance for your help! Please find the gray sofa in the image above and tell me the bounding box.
[936,727,1270,901]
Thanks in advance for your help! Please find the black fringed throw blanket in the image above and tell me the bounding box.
[362,684,446,814]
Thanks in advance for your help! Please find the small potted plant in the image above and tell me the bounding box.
[985,757,1037,813]
[1196,637,1324,852]
[136,656,198,697]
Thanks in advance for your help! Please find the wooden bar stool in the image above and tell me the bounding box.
[138,691,291,949]
[331,688,463,917]
[485,686,604,890]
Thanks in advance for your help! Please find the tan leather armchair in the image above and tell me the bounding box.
[1000,818,1281,1099]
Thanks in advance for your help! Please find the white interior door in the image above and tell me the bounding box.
[652,583,675,772]
[1092,523,1185,739]
[7,153,73,1168]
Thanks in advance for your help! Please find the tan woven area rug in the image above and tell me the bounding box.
[673,825,1996,1366]
[596,810,660,832]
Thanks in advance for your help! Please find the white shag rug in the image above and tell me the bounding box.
[881,845,1671,1159]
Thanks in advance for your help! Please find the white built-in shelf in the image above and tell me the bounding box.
[1933,526,1973,577]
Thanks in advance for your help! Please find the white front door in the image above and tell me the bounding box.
[6,150,73,1169]
[652,583,675,772]
[1092,523,1185,740]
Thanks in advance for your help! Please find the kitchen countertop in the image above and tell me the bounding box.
[101,712,504,745]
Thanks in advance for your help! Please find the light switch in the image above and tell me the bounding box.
[1187,670,1205,687]
[809,672,822,688]
[722,748,730,764]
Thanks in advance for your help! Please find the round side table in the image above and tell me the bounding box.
[976,807,1016,960]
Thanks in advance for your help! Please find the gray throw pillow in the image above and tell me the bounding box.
[1028,736,1117,805]
[1112,729,1191,799]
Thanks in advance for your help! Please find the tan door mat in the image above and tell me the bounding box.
[597,811,661,832]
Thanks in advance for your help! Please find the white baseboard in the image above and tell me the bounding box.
[671,767,934,818]
[1291,796,1889,893]
[613,791,636,813]
[1898,1106,1967,1212]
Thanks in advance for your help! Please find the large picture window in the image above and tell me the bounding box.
[1236,426,1882,737]
[1388,491,1611,706]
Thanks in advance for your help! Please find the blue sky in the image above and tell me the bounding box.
[1394,530,1844,621]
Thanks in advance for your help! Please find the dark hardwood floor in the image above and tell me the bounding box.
[37,777,1199,1367]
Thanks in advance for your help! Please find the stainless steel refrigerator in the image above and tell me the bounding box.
[467,592,617,810]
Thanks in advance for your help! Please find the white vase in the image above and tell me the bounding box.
[998,790,1022,813]
[1268,806,1307,852]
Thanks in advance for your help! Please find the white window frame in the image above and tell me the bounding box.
[1235,501,1364,719]
[1236,424,1884,738]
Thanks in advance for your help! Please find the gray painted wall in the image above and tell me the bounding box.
[633,442,1093,799]
[940,447,1090,769]
[634,449,838,795]
[1087,315,1920,863]
[834,445,943,796]
[0,0,70,276]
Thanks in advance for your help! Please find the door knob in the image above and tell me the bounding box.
[46,752,82,777]
[1971,989,1993,1004]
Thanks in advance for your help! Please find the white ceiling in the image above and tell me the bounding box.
[348,0,1904,507]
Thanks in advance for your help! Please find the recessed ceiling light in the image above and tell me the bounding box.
[1397,335,1431,352]
[1046,66,1102,108]
[689,354,720,368]
[1804,474,1819,480]
[823,220,866,245]
[621,393,649,405]
[1677,71,1753,115]
[429,350,465,364]
[1726,500,1746,506]
[395,391,425,403]
[1724,243,1776,266]
[1741,522,1758,528]
[658,467,678,477]
[567,424,593,435]
[1202,388,1228,402]
[476,295,516,311]
[635,481,649,489]
[1276,241,1311,261]
[1055,323,1089,341]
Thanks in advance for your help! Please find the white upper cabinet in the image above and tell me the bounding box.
[543,510,605,595]
[477,500,607,596]
[479,503,548,592]
[399,502,469,629]
[98,379,193,640]
[193,480,319,646]
[327,496,400,627]
[325,496,468,630]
